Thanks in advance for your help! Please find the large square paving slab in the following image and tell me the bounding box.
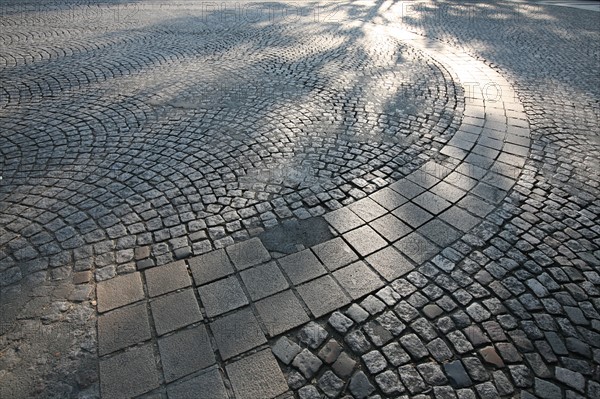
[210,307,267,360]
[158,325,216,383]
[226,349,289,399]
[99,344,159,398]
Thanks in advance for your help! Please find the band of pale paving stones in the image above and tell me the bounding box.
[94,27,532,398]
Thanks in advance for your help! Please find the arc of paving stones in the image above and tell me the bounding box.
[94,25,532,398]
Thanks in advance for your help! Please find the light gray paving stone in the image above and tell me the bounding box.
[150,289,202,336]
[272,337,302,365]
[369,213,413,242]
[328,311,354,333]
[255,290,309,336]
[297,275,350,318]
[188,249,234,286]
[278,249,327,285]
[145,260,190,297]
[167,368,228,399]
[439,207,482,232]
[418,219,462,247]
[99,344,159,398]
[394,232,441,264]
[197,275,248,317]
[97,271,144,313]
[343,225,387,257]
[366,247,415,282]
[240,261,288,300]
[413,191,452,215]
[210,307,267,360]
[226,237,271,270]
[158,325,216,383]
[312,237,358,271]
[293,348,323,378]
[324,207,364,234]
[370,187,409,210]
[389,179,426,199]
[393,202,434,228]
[226,349,288,399]
[349,371,375,398]
[298,321,328,349]
[333,261,385,300]
[98,302,151,355]
[348,197,387,222]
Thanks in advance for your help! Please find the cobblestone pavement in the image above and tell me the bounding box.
[0,0,598,398]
